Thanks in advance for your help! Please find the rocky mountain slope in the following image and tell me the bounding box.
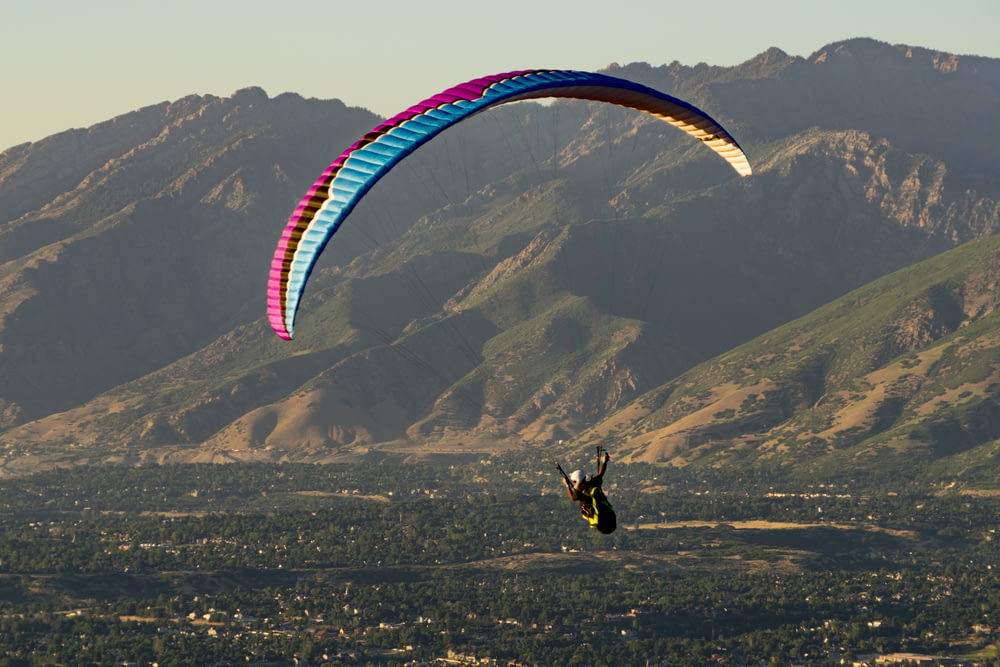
[583,230,1000,481]
[1,38,999,478]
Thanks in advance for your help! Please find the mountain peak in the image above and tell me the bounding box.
[808,37,991,75]
[231,86,270,104]
[810,37,894,59]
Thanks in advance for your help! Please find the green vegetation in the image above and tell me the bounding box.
[2,460,1000,665]
[586,231,1000,478]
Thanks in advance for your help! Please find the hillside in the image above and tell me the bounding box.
[1,38,999,479]
[582,230,1000,482]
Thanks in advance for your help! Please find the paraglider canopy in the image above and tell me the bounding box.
[268,69,752,340]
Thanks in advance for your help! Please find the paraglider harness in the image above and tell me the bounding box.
[557,447,617,534]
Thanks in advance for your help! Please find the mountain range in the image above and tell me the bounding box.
[1,38,999,481]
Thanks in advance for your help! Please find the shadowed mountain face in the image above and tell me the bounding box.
[2,38,1000,480]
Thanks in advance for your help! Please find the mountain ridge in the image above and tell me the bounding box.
[2,39,1000,481]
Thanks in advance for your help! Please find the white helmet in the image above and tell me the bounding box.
[569,470,587,487]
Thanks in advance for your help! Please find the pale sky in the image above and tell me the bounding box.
[2,0,999,151]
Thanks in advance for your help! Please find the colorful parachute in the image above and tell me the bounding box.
[268,69,752,340]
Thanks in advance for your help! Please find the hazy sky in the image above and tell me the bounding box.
[3,0,999,151]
